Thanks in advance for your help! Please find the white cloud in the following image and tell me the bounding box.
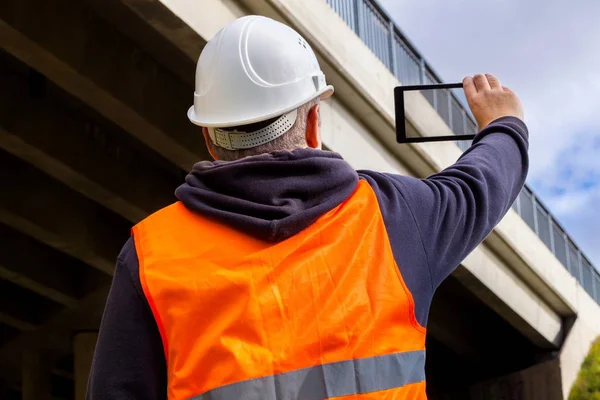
[378,0,600,265]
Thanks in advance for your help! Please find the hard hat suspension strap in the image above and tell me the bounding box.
[208,109,298,150]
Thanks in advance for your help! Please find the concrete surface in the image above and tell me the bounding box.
[469,359,563,400]
[0,0,208,170]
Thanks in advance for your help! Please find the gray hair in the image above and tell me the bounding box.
[210,98,320,161]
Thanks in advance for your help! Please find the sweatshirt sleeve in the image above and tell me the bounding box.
[87,237,167,399]
[359,116,529,326]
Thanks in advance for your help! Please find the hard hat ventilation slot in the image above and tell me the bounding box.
[298,37,308,49]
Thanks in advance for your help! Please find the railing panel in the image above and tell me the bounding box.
[422,71,437,107]
[595,274,600,303]
[582,257,595,299]
[552,222,569,269]
[358,2,391,69]
[519,190,536,232]
[393,37,421,84]
[536,205,552,249]
[437,89,451,126]
[568,241,580,280]
[327,0,356,31]
[422,90,435,108]
[451,98,465,135]
[425,70,438,84]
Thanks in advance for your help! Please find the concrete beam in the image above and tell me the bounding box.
[491,211,579,316]
[429,275,551,376]
[0,280,62,332]
[0,55,180,223]
[0,321,21,348]
[102,0,249,74]
[135,0,246,47]
[82,0,203,84]
[0,223,87,308]
[428,289,486,364]
[0,285,109,387]
[0,0,209,171]
[82,0,247,88]
[454,258,563,349]
[0,269,75,311]
[0,149,130,275]
[0,314,37,332]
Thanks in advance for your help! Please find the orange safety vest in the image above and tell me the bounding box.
[133,180,427,399]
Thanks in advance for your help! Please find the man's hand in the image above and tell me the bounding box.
[463,74,524,130]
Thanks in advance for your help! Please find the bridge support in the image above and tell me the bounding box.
[74,331,98,400]
[22,349,52,400]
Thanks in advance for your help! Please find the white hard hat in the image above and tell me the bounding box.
[187,16,334,150]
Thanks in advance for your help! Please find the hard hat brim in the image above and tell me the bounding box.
[188,85,334,128]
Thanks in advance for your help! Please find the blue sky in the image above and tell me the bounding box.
[378,0,600,268]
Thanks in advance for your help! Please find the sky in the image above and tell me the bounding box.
[378,0,600,267]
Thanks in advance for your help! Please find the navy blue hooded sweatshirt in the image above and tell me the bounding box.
[88,116,528,399]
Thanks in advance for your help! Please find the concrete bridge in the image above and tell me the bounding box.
[0,0,599,398]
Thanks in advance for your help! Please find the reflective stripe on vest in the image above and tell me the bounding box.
[133,180,427,400]
[190,350,425,400]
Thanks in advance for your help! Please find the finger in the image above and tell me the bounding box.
[463,76,477,98]
[502,85,513,93]
[486,73,502,89]
[473,74,490,91]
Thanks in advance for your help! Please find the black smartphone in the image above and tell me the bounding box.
[394,83,476,143]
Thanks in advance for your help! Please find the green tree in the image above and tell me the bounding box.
[570,336,600,400]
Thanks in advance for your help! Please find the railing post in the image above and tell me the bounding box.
[388,20,396,77]
[447,91,453,130]
[563,232,571,274]
[531,194,539,235]
[353,0,362,38]
[419,58,426,84]
[577,251,584,285]
[548,214,555,254]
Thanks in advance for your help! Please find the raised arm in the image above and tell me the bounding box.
[359,74,528,326]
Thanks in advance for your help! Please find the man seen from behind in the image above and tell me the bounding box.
[88,15,528,400]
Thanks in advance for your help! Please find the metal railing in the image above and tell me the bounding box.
[325,0,600,305]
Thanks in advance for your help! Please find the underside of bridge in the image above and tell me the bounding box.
[426,275,559,399]
[0,0,559,398]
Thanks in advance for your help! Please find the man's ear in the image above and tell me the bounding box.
[202,127,219,160]
[306,104,321,149]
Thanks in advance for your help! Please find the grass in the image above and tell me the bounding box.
[569,336,600,400]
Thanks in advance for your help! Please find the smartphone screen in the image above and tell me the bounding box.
[394,83,477,143]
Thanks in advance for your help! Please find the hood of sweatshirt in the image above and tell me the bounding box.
[175,149,359,242]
